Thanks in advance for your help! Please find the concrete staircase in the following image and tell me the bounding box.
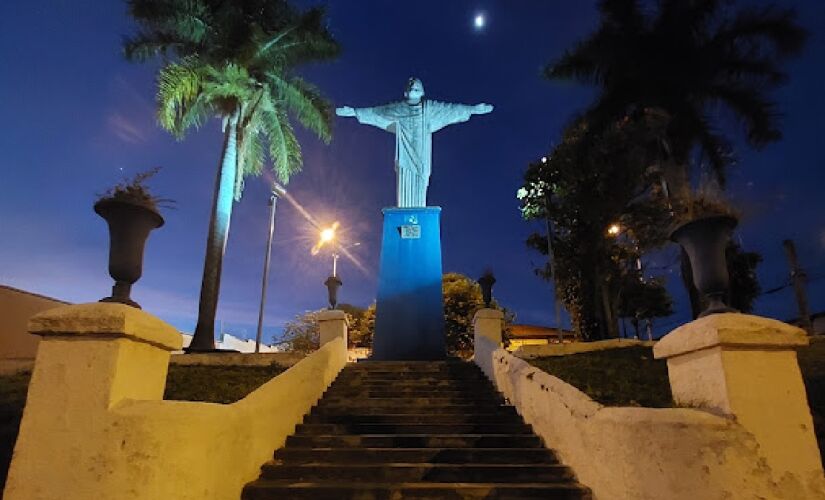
[242,360,591,499]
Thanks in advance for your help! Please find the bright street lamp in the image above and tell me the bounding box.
[312,222,340,256]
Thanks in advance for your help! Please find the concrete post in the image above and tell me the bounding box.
[654,313,823,487]
[318,309,348,348]
[5,303,182,500]
[474,308,504,346]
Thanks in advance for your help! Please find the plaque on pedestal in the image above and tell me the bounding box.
[372,207,445,360]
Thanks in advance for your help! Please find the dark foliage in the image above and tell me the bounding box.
[545,0,806,188]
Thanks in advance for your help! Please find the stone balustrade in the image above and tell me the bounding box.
[4,302,349,500]
[473,308,825,500]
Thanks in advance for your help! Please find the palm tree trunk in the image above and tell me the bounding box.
[189,108,241,351]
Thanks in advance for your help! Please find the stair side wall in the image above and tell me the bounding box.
[475,333,825,500]
[4,303,349,500]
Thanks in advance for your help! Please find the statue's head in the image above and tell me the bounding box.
[404,78,425,104]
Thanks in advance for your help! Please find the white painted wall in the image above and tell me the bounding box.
[474,333,825,500]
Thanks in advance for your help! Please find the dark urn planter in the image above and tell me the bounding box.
[478,272,496,308]
[94,199,164,309]
[670,215,738,317]
[324,275,343,309]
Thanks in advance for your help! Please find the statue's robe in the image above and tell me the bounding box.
[354,100,476,207]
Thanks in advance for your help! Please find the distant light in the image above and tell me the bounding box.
[541,156,548,164]
[607,224,621,236]
[474,13,486,30]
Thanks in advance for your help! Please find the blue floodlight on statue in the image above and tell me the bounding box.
[372,207,445,359]
[336,78,493,359]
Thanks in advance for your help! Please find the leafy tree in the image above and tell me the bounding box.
[617,274,673,339]
[340,303,376,348]
[279,310,323,354]
[442,273,513,357]
[442,273,485,356]
[519,114,673,340]
[279,308,359,354]
[545,0,806,190]
[726,241,762,313]
[125,0,340,350]
[545,0,803,318]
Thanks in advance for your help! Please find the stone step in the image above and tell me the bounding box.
[303,412,525,425]
[345,364,480,372]
[318,396,504,406]
[311,404,517,416]
[327,381,495,392]
[243,360,590,499]
[350,361,466,366]
[324,389,491,399]
[295,423,533,435]
[273,447,560,465]
[242,480,591,499]
[285,434,543,449]
[259,463,575,483]
[334,372,488,381]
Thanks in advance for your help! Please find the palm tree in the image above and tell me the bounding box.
[545,0,806,189]
[125,0,339,350]
[545,0,805,318]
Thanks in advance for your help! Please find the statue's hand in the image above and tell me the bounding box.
[336,106,356,117]
[474,103,494,114]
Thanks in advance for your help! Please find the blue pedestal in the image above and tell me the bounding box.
[372,207,445,360]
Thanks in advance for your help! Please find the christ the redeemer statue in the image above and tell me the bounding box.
[336,78,493,207]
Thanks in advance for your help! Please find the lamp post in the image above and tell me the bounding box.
[254,182,286,354]
[313,223,361,308]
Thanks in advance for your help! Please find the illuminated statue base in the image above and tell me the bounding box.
[372,207,445,360]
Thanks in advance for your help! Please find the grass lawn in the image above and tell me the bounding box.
[528,338,825,464]
[528,346,674,407]
[0,363,286,491]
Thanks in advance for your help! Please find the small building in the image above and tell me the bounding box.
[506,324,576,351]
[0,285,70,373]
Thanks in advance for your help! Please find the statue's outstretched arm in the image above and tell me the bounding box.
[336,104,395,131]
[473,103,494,114]
[336,106,357,117]
[429,101,494,132]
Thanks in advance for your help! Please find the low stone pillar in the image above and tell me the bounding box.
[5,303,182,499]
[474,308,504,346]
[654,313,823,487]
[318,309,348,348]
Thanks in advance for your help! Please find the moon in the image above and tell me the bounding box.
[473,13,486,30]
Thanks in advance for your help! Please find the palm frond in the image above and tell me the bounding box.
[709,84,781,147]
[178,91,212,132]
[716,55,786,85]
[156,56,203,137]
[123,31,190,61]
[283,7,341,64]
[716,6,807,57]
[260,100,302,184]
[201,63,256,104]
[235,125,265,200]
[656,0,720,37]
[544,32,614,84]
[598,0,645,32]
[125,0,210,59]
[267,73,332,143]
[688,113,736,187]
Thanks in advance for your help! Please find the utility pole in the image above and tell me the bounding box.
[783,239,813,335]
[255,183,285,353]
[544,194,564,343]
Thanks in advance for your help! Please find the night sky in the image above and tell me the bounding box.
[1,1,824,342]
